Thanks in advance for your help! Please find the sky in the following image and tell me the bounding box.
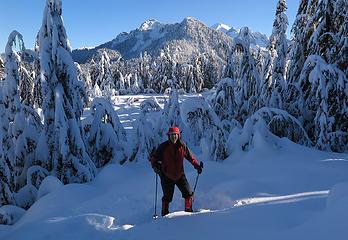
[0,0,299,51]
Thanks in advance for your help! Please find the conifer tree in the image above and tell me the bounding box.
[287,0,319,84]
[35,0,96,183]
[211,77,237,122]
[181,97,228,161]
[85,98,127,167]
[19,66,34,106]
[0,91,15,207]
[228,27,261,123]
[266,0,288,109]
[2,31,25,193]
[157,89,186,141]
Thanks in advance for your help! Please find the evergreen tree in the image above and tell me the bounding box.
[131,72,142,94]
[231,107,312,152]
[292,0,348,152]
[228,27,261,123]
[179,63,194,93]
[3,31,23,123]
[84,98,127,167]
[0,91,15,207]
[2,31,25,194]
[190,53,205,93]
[157,89,186,141]
[153,47,175,93]
[181,97,228,161]
[308,0,337,62]
[32,42,43,108]
[35,0,96,184]
[12,107,42,191]
[97,50,115,98]
[19,66,34,106]
[299,55,347,152]
[128,109,158,163]
[138,51,153,90]
[211,77,237,122]
[266,0,288,109]
[0,57,5,81]
[115,70,127,94]
[332,0,347,77]
[287,0,319,84]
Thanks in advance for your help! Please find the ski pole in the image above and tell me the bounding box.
[153,173,158,219]
[193,161,204,194]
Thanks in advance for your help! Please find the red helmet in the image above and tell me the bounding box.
[167,126,180,136]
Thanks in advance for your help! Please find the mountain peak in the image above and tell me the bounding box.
[211,23,231,33]
[138,19,162,31]
[182,16,200,24]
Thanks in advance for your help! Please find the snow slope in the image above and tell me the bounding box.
[1,94,348,240]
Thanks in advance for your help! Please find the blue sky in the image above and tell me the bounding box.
[0,0,299,51]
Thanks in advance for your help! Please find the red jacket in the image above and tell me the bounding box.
[151,139,199,181]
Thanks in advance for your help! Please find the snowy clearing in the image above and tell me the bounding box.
[1,94,347,240]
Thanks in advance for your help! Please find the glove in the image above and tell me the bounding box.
[195,162,203,174]
[153,163,161,175]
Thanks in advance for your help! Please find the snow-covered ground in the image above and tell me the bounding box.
[1,94,348,240]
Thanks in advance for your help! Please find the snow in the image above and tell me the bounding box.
[138,19,163,31]
[37,176,63,200]
[211,23,231,33]
[0,94,348,239]
[0,206,26,225]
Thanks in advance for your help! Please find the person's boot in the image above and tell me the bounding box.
[161,200,169,216]
[184,196,193,212]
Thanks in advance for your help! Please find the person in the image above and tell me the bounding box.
[150,126,203,216]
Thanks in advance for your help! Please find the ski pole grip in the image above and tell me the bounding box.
[200,161,203,168]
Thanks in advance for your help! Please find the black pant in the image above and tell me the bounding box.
[161,174,192,202]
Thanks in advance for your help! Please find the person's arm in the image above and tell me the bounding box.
[183,143,203,174]
[183,144,199,167]
[150,142,166,174]
[150,148,159,168]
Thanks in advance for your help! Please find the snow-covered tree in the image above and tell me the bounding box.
[32,45,43,108]
[74,63,90,107]
[96,51,117,99]
[0,91,16,207]
[1,31,27,195]
[153,47,175,93]
[140,97,161,113]
[298,55,347,152]
[332,0,347,77]
[211,77,237,122]
[19,66,34,106]
[181,97,228,161]
[157,89,186,141]
[84,98,127,167]
[229,107,312,153]
[128,108,158,163]
[254,47,268,82]
[12,106,42,191]
[3,31,24,123]
[90,83,103,99]
[308,0,338,63]
[177,63,194,93]
[227,27,261,123]
[138,51,153,90]
[190,53,205,93]
[35,0,96,184]
[287,0,319,84]
[115,70,127,94]
[268,0,288,109]
[0,57,5,81]
[288,0,348,152]
[131,72,142,94]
